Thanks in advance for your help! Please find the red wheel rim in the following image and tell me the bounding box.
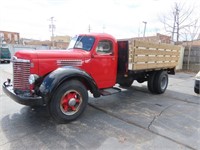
[60,90,82,115]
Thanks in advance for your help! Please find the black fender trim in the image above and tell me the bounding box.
[39,67,100,104]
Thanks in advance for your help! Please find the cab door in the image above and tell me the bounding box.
[90,39,117,89]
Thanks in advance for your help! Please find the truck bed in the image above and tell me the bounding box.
[128,40,180,71]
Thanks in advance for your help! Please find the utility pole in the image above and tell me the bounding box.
[102,25,106,33]
[88,24,91,33]
[49,17,56,48]
[143,21,147,37]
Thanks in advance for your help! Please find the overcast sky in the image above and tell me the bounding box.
[0,0,199,40]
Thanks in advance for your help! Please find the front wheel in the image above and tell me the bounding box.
[49,80,88,123]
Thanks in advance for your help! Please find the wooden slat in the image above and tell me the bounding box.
[132,40,181,51]
[133,56,179,62]
[128,40,181,71]
[132,62,178,70]
[134,48,179,56]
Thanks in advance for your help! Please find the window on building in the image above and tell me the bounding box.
[8,33,11,41]
[14,34,18,41]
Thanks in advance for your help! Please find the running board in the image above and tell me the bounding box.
[100,87,121,96]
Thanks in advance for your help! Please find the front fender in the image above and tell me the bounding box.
[39,67,100,104]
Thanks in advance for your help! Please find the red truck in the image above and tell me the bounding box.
[3,33,180,123]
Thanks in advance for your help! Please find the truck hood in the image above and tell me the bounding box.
[36,49,85,59]
[14,49,86,60]
[14,49,90,76]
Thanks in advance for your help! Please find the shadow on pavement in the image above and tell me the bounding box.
[1,84,199,150]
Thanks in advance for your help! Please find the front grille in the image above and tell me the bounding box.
[13,61,30,91]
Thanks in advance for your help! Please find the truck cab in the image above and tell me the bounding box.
[67,33,118,89]
[3,33,180,123]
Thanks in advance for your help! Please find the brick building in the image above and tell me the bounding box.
[51,35,71,49]
[23,35,71,49]
[130,33,171,44]
[51,35,71,43]
[0,30,20,44]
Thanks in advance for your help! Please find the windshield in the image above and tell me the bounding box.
[1,48,10,54]
[0,48,11,58]
[67,35,95,51]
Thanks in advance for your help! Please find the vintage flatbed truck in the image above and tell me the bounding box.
[3,33,180,123]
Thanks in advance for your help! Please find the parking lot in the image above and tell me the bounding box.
[0,63,199,150]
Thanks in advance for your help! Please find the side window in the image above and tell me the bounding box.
[96,40,113,54]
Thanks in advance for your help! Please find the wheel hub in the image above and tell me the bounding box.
[60,90,82,115]
[68,98,76,106]
[161,76,167,90]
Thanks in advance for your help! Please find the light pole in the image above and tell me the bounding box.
[143,21,147,37]
[49,17,56,48]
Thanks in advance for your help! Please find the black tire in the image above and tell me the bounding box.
[194,87,200,94]
[49,80,88,123]
[154,71,168,94]
[148,72,156,93]
[118,77,134,87]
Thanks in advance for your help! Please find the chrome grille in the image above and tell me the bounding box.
[13,61,30,90]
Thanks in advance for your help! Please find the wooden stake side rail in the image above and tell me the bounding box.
[129,40,181,70]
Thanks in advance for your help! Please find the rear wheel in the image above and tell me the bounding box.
[148,72,156,93]
[154,71,168,94]
[49,80,88,123]
[148,71,168,94]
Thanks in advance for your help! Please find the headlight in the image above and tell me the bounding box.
[29,74,39,84]
[195,71,200,79]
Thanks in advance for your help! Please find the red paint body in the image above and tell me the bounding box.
[14,33,118,89]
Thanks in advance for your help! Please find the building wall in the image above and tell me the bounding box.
[0,31,20,44]
[176,46,185,70]
[7,44,50,58]
[182,40,200,47]
[51,35,71,43]
[130,33,171,44]
[24,40,69,49]
[183,46,200,72]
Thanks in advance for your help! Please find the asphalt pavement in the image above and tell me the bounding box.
[0,63,199,150]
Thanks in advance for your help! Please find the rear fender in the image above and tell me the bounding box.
[39,67,100,104]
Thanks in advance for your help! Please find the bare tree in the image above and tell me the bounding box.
[184,19,200,70]
[160,2,197,43]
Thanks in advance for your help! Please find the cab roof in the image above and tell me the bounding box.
[78,33,116,40]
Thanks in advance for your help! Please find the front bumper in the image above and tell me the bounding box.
[194,79,200,94]
[3,81,44,106]
[0,59,10,61]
